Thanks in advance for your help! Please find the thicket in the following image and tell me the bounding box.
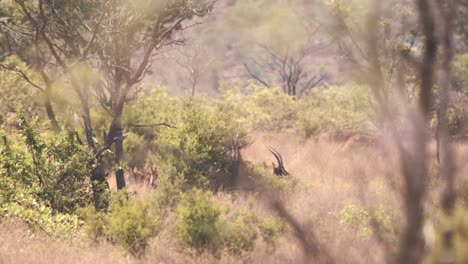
[0,71,422,255]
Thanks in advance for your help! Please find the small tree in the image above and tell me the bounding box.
[1,0,215,199]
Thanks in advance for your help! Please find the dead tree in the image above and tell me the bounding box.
[243,44,324,97]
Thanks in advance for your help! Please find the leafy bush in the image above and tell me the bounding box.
[218,205,285,254]
[218,208,258,254]
[175,188,285,254]
[453,53,468,92]
[218,83,375,137]
[0,114,93,213]
[80,191,161,255]
[106,192,161,255]
[297,84,375,137]
[219,84,298,132]
[176,188,221,252]
[335,204,395,239]
[0,182,82,237]
[447,105,466,135]
[0,56,42,115]
[158,101,243,188]
[247,162,297,192]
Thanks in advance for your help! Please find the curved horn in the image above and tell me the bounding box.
[267,146,282,166]
[267,146,289,175]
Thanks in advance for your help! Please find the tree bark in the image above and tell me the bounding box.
[107,105,126,190]
[44,95,60,132]
[114,116,126,190]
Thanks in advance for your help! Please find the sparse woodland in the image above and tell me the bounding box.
[1,0,468,263]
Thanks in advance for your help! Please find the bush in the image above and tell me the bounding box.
[297,84,375,137]
[0,182,82,237]
[80,191,161,255]
[218,83,375,137]
[158,101,245,189]
[218,208,258,254]
[176,188,221,252]
[0,114,93,213]
[218,205,285,254]
[335,204,395,239]
[219,84,298,132]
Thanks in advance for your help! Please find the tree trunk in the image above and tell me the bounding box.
[44,95,60,132]
[114,118,126,190]
[90,162,109,210]
[107,111,126,190]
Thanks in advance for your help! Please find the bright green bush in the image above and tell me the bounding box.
[335,204,395,239]
[0,182,82,237]
[175,188,285,254]
[247,162,297,192]
[0,56,42,115]
[81,191,161,255]
[218,206,285,254]
[219,84,298,132]
[218,208,258,254]
[298,84,375,137]
[106,192,161,255]
[176,188,221,252]
[218,83,375,137]
[158,101,244,188]
[453,53,468,92]
[0,114,93,213]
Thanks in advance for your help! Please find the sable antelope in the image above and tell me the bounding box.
[267,146,289,176]
[219,129,253,190]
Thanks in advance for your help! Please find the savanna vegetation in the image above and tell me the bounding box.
[1,0,468,263]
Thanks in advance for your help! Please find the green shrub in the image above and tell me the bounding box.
[0,115,93,213]
[80,191,161,255]
[447,105,466,135]
[453,53,468,92]
[106,191,161,255]
[258,216,286,246]
[0,183,82,237]
[335,204,395,239]
[218,208,258,254]
[0,56,42,115]
[158,101,244,188]
[176,188,221,252]
[297,84,375,137]
[218,83,375,137]
[219,84,298,132]
[175,188,285,254]
[218,206,285,254]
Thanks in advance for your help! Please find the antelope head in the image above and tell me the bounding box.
[267,146,289,176]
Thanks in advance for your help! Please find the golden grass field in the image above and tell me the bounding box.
[1,132,468,264]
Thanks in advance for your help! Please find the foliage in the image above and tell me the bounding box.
[220,84,297,132]
[0,56,42,115]
[175,188,285,254]
[453,53,468,92]
[80,191,161,255]
[446,105,466,135]
[0,181,82,237]
[0,114,93,213]
[298,84,375,137]
[335,204,395,239]
[429,202,468,264]
[157,101,242,188]
[218,205,285,254]
[219,83,374,137]
[176,188,221,252]
[105,192,161,255]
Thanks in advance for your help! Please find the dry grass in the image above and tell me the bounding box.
[2,132,468,264]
